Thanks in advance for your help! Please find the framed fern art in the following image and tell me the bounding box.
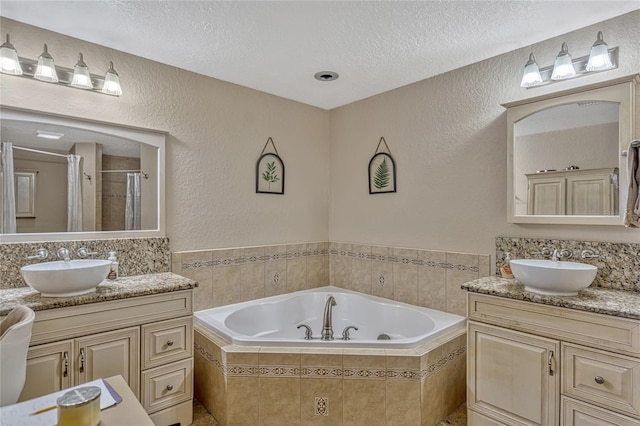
[368,137,396,194]
[256,137,285,194]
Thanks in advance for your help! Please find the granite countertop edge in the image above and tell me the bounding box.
[0,272,198,317]
[462,276,640,321]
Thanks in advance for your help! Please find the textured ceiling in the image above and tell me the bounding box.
[1,1,638,110]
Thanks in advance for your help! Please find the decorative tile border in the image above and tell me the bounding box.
[194,341,465,383]
[182,248,329,270]
[496,237,640,292]
[330,248,479,273]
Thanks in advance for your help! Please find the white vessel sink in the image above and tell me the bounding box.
[510,259,597,296]
[20,259,111,297]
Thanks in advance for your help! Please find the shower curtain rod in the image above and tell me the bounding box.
[100,169,149,179]
[11,145,69,158]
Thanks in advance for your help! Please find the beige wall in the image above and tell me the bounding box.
[1,11,638,258]
[328,11,640,257]
[0,17,330,251]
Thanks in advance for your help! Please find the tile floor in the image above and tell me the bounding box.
[191,399,467,426]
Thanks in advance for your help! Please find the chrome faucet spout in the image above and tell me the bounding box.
[321,296,337,341]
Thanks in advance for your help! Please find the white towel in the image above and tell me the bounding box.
[624,140,640,227]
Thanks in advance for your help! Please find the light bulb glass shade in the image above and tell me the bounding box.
[0,34,23,75]
[101,61,122,96]
[34,44,58,82]
[586,31,613,71]
[70,53,93,89]
[520,53,543,87]
[551,42,576,80]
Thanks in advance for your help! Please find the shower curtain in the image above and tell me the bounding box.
[125,172,141,230]
[1,142,17,233]
[67,154,83,232]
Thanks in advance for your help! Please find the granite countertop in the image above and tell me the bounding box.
[0,272,198,317]
[462,276,640,321]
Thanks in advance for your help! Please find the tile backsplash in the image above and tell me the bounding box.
[496,237,640,292]
[0,237,170,289]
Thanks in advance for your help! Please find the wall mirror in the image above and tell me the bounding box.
[505,75,637,225]
[0,106,166,242]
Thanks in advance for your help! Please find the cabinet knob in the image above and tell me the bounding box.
[166,384,174,391]
[166,340,174,347]
[594,376,605,384]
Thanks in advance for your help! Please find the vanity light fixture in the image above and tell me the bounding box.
[0,34,122,96]
[34,44,58,83]
[0,34,23,75]
[586,31,613,71]
[520,31,618,89]
[550,42,576,80]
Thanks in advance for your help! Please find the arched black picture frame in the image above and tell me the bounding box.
[368,137,396,194]
[256,137,285,194]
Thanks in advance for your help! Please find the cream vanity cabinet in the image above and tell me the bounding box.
[526,168,618,216]
[466,293,640,426]
[18,290,194,426]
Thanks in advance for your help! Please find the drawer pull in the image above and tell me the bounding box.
[166,340,174,347]
[166,384,174,391]
[594,376,605,384]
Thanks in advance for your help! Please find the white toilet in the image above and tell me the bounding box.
[0,306,35,406]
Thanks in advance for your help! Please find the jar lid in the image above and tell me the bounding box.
[57,386,101,408]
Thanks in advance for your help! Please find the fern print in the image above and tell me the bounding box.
[374,158,390,189]
[262,161,280,189]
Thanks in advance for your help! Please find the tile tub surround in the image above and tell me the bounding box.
[330,243,491,317]
[496,237,640,292]
[173,242,330,311]
[0,237,170,289]
[461,276,640,320]
[0,272,197,316]
[194,324,466,426]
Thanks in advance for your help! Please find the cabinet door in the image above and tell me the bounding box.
[18,340,73,401]
[468,322,560,426]
[75,326,140,397]
[528,177,565,215]
[566,173,613,215]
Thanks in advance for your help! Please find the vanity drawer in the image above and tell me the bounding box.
[562,343,640,418]
[141,358,193,414]
[562,396,639,426]
[141,316,193,369]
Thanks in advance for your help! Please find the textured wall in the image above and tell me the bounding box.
[0,17,330,251]
[328,11,640,258]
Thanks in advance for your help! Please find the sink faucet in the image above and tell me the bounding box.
[27,248,49,260]
[552,248,573,261]
[321,296,337,341]
[57,248,71,262]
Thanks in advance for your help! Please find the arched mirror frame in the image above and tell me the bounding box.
[505,74,638,225]
[0,106,166,242]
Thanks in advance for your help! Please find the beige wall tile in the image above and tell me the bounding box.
[479,254,491,277]
[192,276,215,311]
[287,243,308,293]
[301,378,343,426]
[227,376,259,426]
[386,381,421,426]
[417,250,446,311]
[332,243,352,288]
[443,355,466,418]
[259,377,301,426]
[445,252,479,316]
[265,245,287,297]
[371,246,393,299]
[351,244,372,294]
[343,380,385,426]
[171,252,182,275]
[240,246,265,302]
[307,254,329,289]
[393,248,418,305]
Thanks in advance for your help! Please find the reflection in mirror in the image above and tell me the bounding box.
[506,76,637,226]
[514,102,619,216]
[0,107,165,242]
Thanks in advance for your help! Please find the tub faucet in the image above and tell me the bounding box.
[321,296,337,341]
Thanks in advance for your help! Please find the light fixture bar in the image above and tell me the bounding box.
[13,57,118,96]
[524,46,618,89]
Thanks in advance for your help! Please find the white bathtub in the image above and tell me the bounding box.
[194,286,466,349]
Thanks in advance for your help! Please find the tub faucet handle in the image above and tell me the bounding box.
[297,324,313,340]
[342,326,359,341]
